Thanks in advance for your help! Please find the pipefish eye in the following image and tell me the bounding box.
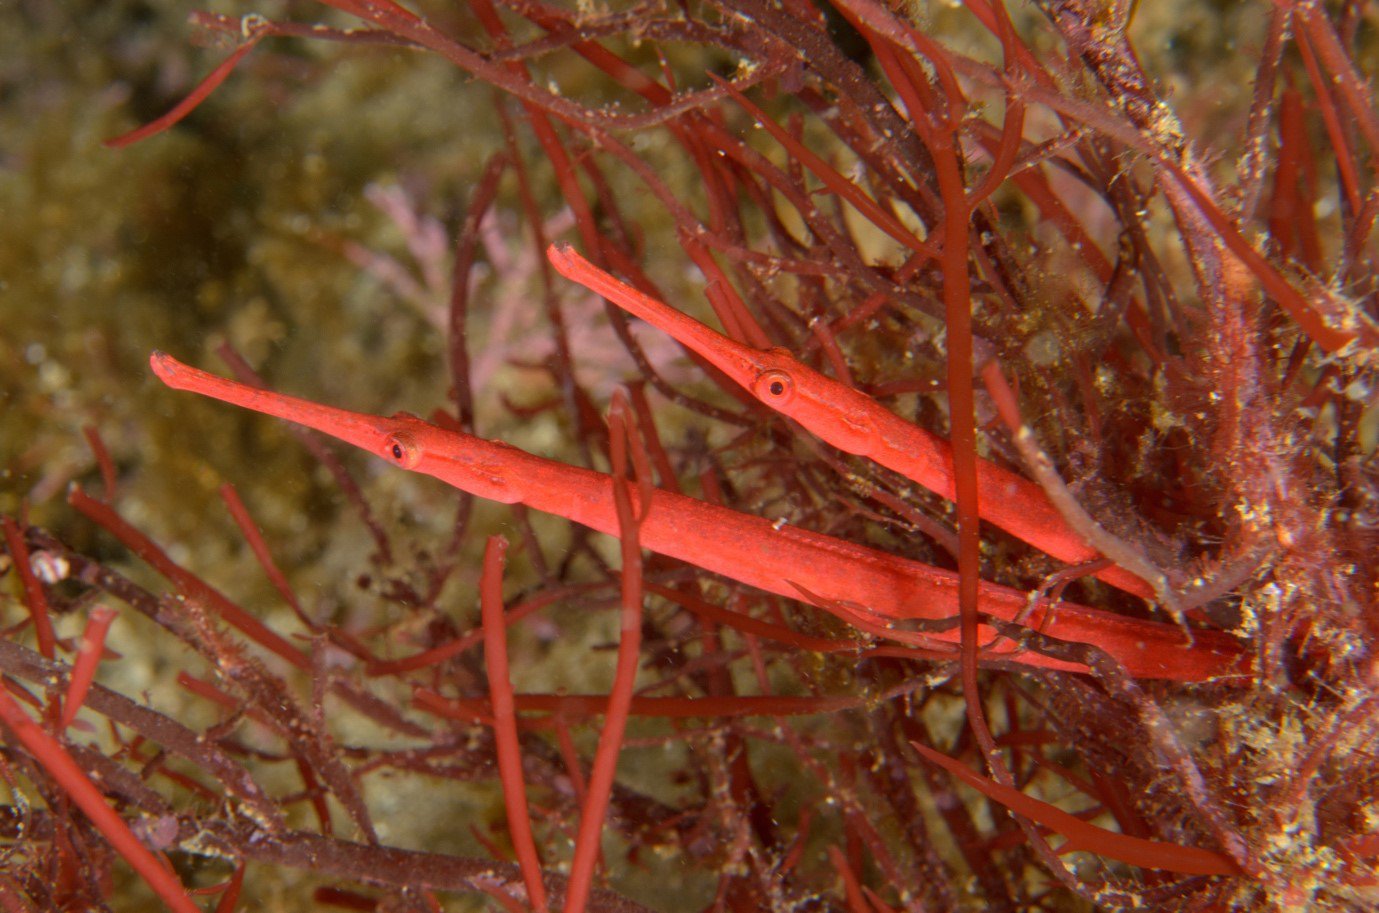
[384,432,421,469]
[752,369,795,405]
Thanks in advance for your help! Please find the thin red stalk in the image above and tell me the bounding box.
[1293,22,1363,215]
[414,691,867,721]
[144,756,225,801]
[827,845,869,913]
[861,887,898,913]
[104,31,265,149]
[480,535,549,913]
[827,249,930,336]
[551,713,589,806]
[212,863,246,913]
[464,823,507,865]
[176,672,274,728]
[468,0,599,249]
[1186,177,1356,341]
[841,808,909,896]
[562,394,645,913]
[924,66,990,768]
[448,152,509,429]
[839,0,971,110]
[294,756,335,835]
[1,516,57,660]
[498,108,580,419]
[1086,766,1153,841]
[868,36,942,152]
[713,75,937,261]
[316,0,425,30]
[624,385,680,495]
[1343,187,1379,275]
[885,19,1090,888]
[81,424,118,500]
[806,315,855,387]
[68,487,311,670]
[909,741,1243,876]
[1291,110,1326,272]
[682,125,737,244]
[1007,166,1114,280]
[643,582,855,654]
[1238,3,1292,219]
[681,238,773,349]
[50,790,81,898]
[963,0,1025,209]
[366,582,607,677]
[219,483,306,624]
[1269,89,1324,272]
[479,884,529,913]
[1295,6,1379,158]
[519,4,672,106]
[783,809,826,881]
[191,11,416,50]
[57,604,118,731]
[0,685,201,913]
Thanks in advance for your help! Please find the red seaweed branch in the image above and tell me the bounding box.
[4,0,1377,910]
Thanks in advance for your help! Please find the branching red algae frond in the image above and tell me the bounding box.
[5,0,1377,910]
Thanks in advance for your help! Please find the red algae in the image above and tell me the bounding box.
[2,1,1376,910]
